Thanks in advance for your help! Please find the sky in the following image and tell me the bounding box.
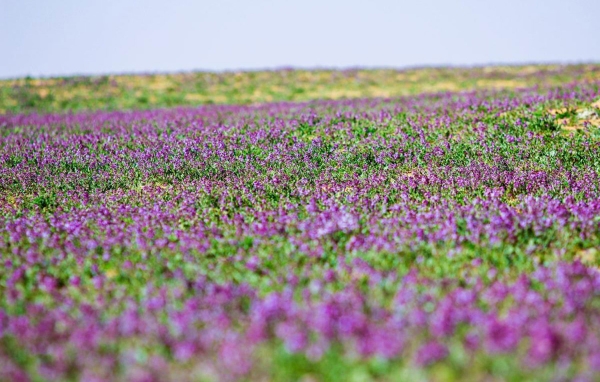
[1,0,599,79]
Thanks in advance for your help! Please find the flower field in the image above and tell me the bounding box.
[2,65,600,381]
[3,65,600,114]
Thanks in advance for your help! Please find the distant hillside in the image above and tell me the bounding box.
[1,64,599,114]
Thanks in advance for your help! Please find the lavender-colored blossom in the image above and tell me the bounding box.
[415,341,449,366]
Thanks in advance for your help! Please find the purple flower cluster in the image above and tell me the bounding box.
[0,261,599,380]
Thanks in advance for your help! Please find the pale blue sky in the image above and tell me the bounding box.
[1,0,598,79]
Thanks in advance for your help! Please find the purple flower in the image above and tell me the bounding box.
[528,325,563,364]
[485,319,519,353]
[415,341,449,366]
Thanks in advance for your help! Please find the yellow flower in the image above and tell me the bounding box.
[105,269,118,279]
